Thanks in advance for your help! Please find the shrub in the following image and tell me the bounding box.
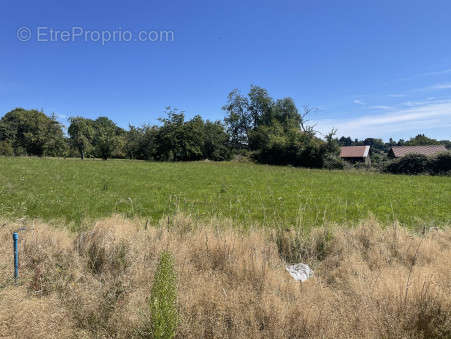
[384,153,432,175]
[252,128,327,168]
[14,146,27,156]
[431,152,451,175]
[384,152,451,175]
[0,141,14,156]
[353,161,369,170]
[150,251,178,339]
[323,154,345,170]
[370,152,389,169]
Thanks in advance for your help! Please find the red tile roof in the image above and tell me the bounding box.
[340,146,370,158]
[390,145,447,158]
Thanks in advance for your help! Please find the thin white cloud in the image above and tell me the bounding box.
[421,69,451,76]
[369,105,392,110]
[353,99,365,105]
[317,99,451,138]
[430,83,451,90]
[402,99,451,107]
[402,101,430,107]
[408,83,451,92]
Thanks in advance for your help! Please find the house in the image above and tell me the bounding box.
[340,146,371,165]
[388,145,447,158]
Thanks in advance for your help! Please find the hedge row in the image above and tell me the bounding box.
[384,152,451,175]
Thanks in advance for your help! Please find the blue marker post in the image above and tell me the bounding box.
[13,232,18,282]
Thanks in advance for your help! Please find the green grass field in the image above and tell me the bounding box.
[0,157,449,229]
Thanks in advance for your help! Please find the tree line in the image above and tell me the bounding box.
[0,85,449,169]
[0,107,231,162]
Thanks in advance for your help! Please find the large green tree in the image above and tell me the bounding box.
[223,86,309,151]
[181,115,206,161]
[152,107,230,162]
[223,85,337,168]
[68,117,95,159]
[203,120,231,161]
[223,89,251,150]
[125,125,145,159]
[0,108,66,156]
[93,117,124,160]
[155,108,186,161]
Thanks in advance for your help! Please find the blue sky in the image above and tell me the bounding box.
[1,0,450,140]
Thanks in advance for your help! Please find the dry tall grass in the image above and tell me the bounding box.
[0,215,450,338]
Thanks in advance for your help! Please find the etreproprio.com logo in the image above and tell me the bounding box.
[16,26,175,44]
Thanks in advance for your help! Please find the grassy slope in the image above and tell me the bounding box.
[0,157,449,228]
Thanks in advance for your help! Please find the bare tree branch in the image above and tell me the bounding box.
[300,105,319,134]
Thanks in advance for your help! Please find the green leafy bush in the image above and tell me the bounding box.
[384,154,432,175]
[0,141,14,156]
[431,152,451,175]
[251,126,328,168]
[385,152,451,175]
[0,108,66,157]
[150,251,178,339]
[353,161,369,170]
[323,154,345,170]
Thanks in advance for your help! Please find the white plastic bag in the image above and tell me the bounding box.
[286,263,313,282]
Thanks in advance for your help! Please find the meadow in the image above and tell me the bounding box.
[0,157,449,229]
[1,158,451,338]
